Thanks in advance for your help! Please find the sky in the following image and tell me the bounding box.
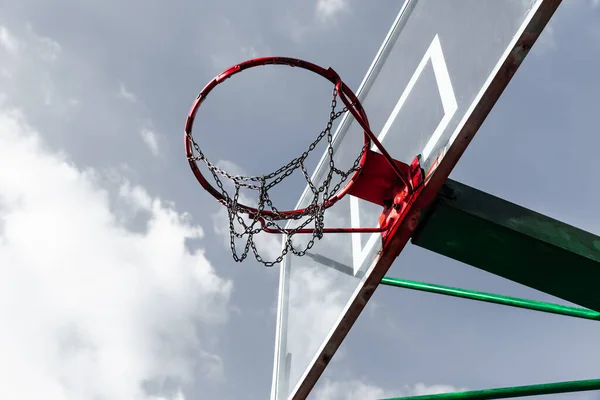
[0,1,599,400]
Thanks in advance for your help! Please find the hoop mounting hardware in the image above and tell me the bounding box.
[184,56,423,265]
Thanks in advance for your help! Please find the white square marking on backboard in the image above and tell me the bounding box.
[350,34,457,274]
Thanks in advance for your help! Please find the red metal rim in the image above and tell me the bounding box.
[185,56,371,219]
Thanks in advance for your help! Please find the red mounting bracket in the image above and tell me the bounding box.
[261,150,424,236]
[348,151,424,241]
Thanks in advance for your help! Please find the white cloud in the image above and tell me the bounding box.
[411,383,466,396]
[119,82,137,102]
[0,26,20,53]
[27,24,62,62]
[240,46,259,59]
[140,128,160,157]
[0,106,232,399]
[315,379,465,400]
[0,23,61,61]
[316,0,349,23]
[198,350,225,382]
[315,379,390,400]
[204,18,269,69]
[149,393,185,400]
[0,23,82,124]
[279,0,351,43]
[1,68,12,79]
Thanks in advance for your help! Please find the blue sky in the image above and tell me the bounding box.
[0,1,599,400]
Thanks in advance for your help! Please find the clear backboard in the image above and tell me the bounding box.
[271,1,561,399]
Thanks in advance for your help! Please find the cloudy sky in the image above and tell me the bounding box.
[1,0,600,400]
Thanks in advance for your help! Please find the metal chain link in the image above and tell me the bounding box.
[187,87,366,266]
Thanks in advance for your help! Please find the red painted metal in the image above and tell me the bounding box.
[336,81,414,194]
[347,150,413,207]
[260,152,424,235]
[185,56,414,232]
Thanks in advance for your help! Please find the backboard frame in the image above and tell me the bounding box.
[271,1,563,399]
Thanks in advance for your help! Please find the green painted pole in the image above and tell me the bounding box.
[411,179,600,312]
[380,277,600,321]
[381,378,600,400]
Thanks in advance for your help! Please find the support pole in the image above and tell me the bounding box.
[412,179,600,312]
[380,277,600,321]
[381,378,600,400]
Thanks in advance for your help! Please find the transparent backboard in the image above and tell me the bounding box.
[271,1,558,399]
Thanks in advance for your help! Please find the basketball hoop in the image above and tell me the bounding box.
[185,56,423,266]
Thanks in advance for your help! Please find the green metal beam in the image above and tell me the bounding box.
[381,378,600,400]
[380,277,600,321]
[411,179,600,312]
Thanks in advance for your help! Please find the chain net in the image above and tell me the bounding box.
[187,87,366,266]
